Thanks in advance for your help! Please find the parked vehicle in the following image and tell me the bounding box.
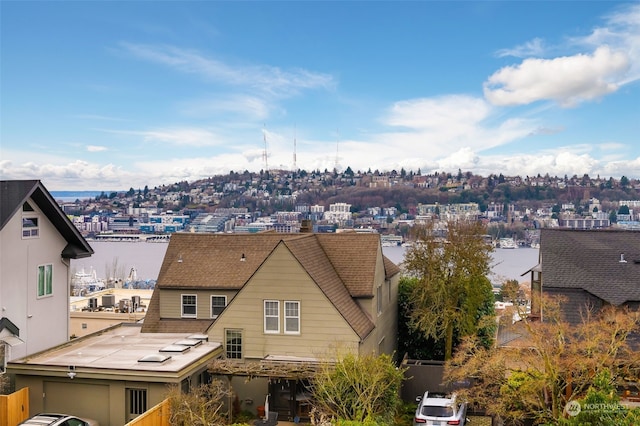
[19,413,99,426]
[413,391,467,425]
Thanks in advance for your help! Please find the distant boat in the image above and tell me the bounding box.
[380,234,403,246]
[499,238,518,249]
[71,267,106,295]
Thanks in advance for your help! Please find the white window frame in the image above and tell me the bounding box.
[211,295,227,319]
[225,329,242,359]
[37,264,53,298]
[264,300,280,333]
[284,301,300,334]
[22,216,39,239]
[181,294,197,318]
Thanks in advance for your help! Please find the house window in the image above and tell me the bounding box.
[37,264,53,297]
[284,301,300,334]
[127,388,147,416]
[181,294,197,318]
[22,216,39,238]
[376,282,383,315]
[225,329,242,359]
[211,295,227,319]
[264,300,280,333]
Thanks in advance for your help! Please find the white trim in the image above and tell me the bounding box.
[181,294,197,318]
[22,216,40,239]
[284,300,300,334]
[264,300,280,333]
[210,295,227,319]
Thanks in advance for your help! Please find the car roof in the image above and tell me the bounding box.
[21,413,70,425]
[422,397,455,406]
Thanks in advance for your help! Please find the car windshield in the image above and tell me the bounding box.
[421,405,454,417]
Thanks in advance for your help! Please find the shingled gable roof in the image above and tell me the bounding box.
[315,233,401,297]
[282,236,375,339]
[0,180,93,259]
[541,228,640,306]
[153,232,400,295]
[142,232,400,336]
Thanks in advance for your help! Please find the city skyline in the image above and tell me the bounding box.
[1,1,639,191]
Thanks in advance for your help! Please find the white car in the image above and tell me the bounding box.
[413,391,467,426]
[19,413,99,426]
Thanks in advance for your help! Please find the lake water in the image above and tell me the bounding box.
[382,245,539,284]
[72,240,539,285]
[72,241,169,282]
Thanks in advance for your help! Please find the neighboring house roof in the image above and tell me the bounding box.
[540,228,640,306]
[143,232,400,338]
[0,180,93,259]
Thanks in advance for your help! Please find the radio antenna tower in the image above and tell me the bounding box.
[262,125,269,172]
[293,125,297,172]
[334,128,340,171]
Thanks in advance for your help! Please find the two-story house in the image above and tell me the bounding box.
[0,180,94,365]
[528,228,640,324]
[141,231,401,421]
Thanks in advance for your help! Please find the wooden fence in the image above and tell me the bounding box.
[124,398,170,426]
[0,387,29,426]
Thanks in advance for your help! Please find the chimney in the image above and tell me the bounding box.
[300,219,312,233]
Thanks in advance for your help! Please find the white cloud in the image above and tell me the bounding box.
[384,95,491,130]
[484,46,630,107]
[87,145,107,152]
[72,114,129,122]
[496,37,546,58]
[119,42,335,97]
[378,95,538,159]
[180,95,272,121]
[3,143,639,192]
[0,159,136,191]
[104,128,227,147]
[487,3,640,107]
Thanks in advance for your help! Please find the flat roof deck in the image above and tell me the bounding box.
[9,323,222,377]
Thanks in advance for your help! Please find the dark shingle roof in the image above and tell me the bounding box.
[541,228,640,305]
[0,180,93,259]
[143,232,400,337]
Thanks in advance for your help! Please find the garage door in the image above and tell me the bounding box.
[44,381,109,425]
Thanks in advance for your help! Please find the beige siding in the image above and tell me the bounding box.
[357,245,399,357]
[209,244,361,359]
[360,273,399,356]
[159,289,237,319]
[16,375,177,426]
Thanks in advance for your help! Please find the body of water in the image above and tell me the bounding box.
[73,240,538,285]
[383,245,539,284]
[72,241,169,281]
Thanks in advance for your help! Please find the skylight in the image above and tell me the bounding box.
[138,353,171,363]
[187,334,208,341]
[159,344,191,353]
[173,339,202,347]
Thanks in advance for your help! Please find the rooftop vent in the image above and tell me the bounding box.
[619,253,627,263]
[138,353,171,363]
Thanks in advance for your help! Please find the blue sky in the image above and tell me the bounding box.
[1,1,639,191]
